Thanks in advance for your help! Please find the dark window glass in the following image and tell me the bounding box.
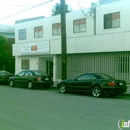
[19,29,26,40]
[21,59,29,70]
[104,12,120,29]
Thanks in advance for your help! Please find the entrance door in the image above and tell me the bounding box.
[46,61,53,77]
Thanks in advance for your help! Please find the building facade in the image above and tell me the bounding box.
[13,0,130,82]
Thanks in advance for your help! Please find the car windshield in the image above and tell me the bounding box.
[0,71,11,75]
[96,74,113,80]
[33,71,47,76]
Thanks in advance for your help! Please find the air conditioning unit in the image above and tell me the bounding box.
[52,3,72,14]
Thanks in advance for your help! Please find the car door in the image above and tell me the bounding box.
[68,74,96,92]
[21,71,33,85]
[14,71,26,85]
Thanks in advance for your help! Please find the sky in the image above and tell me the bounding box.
[0,0,96,25]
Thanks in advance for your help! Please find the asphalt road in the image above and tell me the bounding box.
[0,85,130,130]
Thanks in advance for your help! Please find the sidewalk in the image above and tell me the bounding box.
[126,84,130,94]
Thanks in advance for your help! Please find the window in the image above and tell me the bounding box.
[34,26,43,38]
[52,23,61,36]
[104,12,120,29]
[22,59,29,70]
[18,71,25,77]
[25,72,32,76]
[73,18,86,33]
[19,29,26,40]
[116,57,129,73]
[77,74,96,80]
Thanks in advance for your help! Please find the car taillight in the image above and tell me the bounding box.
[37,77,41,81]
[108,82,116,86]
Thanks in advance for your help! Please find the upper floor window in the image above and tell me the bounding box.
[73,18,86,33]
[34,26,43,38]
[104,12,120,29]
[52,23,61,36]
[19,29,26,40]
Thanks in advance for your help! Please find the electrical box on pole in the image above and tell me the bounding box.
[60,0,67,80]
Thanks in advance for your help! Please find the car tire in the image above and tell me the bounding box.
[10,80,14,87]
[27,81,33,89]
[59,83,67,93]
[92,86,102,98]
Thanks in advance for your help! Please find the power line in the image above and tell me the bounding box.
[77,0,92,18]
[0,0,53,21]
[0,4,32,7]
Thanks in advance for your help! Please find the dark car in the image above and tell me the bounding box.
[0,70,13,84]
[57,73,127,97]
[9,70,54,89]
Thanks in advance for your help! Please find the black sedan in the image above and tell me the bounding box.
[9,70,54,89]
[0,70,13,84]
[57,73,127,97]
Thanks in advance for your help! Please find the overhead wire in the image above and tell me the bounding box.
[0,0,53,21]
[77,0,93,18]
[0,4,32,7]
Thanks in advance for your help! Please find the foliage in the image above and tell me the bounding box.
[0,33,7,48]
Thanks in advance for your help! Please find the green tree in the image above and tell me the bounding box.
[0,33,8,70]
[0,33,7,47]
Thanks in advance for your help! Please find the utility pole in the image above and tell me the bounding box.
[60,0,67,80]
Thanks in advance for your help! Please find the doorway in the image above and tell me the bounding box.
[46,61,53,77]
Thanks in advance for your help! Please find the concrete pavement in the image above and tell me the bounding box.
[126,84,130,94]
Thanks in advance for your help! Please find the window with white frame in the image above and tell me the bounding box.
[19,29,26,40]
[104,12,120,29]
[52,23,61,36]
[73,18,86,33]
[22,59,29,70]
[34,26,43,38]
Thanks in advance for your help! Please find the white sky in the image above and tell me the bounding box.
[0,0,95,25]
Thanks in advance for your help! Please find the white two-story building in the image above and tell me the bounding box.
[13,0,130,83]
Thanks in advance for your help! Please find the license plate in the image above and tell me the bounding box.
[45,78,49,80]
[119,83,123,86]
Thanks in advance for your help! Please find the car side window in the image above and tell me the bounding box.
[77,75,91,80]
[77,74,97,80]
[90,75,97,79]
[18,71,25,76]
[25,72,32,77]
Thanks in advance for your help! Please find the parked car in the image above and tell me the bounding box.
[57,73,127,97]
[9,70,54,89]
[0,70,13,84]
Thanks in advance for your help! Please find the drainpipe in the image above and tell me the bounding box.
[91,2,97,35]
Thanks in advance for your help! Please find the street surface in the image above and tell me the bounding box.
[0,85,130,130]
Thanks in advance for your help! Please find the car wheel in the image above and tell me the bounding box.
[10,80,14,87]
[92,86,102,98]
[59,83,67,93]
[28,81,33,89]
